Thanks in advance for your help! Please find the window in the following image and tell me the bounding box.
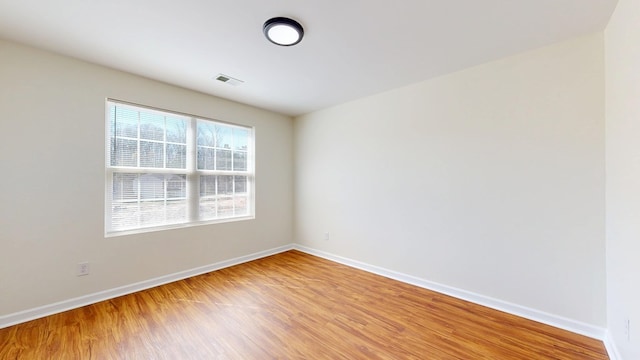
[105,100,254,235]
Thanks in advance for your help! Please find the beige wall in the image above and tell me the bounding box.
[605,0,640,357]
[0,39,293,316]
[0,24,619,345]
[294,33,606,326]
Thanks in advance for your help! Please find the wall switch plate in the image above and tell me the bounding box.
[324,232,330,241]
[77,262,90,276]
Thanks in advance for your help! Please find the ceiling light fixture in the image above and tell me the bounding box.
[263,17,304,46]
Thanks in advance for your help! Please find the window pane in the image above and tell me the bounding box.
[200,175,216,196]
[197,146,215,170]
[140,112,164,141]
[233,128,249,150]
[140,141,164,168]
[233,151,247,171]
[113,173,138,201]
[199,175,217,220]
[216,149,232,170]
[198,175,243,220]
[167,175,186,199]
[167,144,186,169]
[218,175,233,194]
[110,173,188,231]
[166,199,187,222]
[112,138,138,167]
[166,116,187,144]
[112,202,139,230]
[217,175,234,216]
[234,176,247,193]
[218,195,234,217]
[234,196,248,215]
[216,125,232,149]
[110,104,187,170]
[112,106,138,138]
[139,200,166,226]
[140,174,165,200]
[197,122,216,146]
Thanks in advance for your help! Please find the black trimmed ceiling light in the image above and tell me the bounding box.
[263,17,304,46]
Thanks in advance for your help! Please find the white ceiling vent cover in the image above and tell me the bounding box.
[215,74,244,86]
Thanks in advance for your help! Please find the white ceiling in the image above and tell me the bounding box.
[0,0,617,116]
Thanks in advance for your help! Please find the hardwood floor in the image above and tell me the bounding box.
[0,250,608,359]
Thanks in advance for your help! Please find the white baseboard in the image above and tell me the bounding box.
[604,330,622,360]
[293,244,607,341]
[0,244,293,329]
[1,243,614,359]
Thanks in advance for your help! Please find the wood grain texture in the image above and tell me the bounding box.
[0,250,608,359]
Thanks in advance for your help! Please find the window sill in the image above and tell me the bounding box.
[104,215,255,238]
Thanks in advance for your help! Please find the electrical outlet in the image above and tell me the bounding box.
[77,262,90,276]
[324,232,330,241]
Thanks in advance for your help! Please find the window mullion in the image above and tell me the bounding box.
[186,117,198,222]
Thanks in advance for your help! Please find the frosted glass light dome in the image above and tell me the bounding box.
[263,17,304,46]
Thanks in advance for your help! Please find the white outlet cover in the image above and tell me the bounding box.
[77,262,90,276]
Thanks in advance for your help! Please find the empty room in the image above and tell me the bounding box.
[0,0,638,359]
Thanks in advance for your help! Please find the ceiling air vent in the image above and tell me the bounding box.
[215,74,244,86]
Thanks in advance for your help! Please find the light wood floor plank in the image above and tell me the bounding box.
[0,250,608,359]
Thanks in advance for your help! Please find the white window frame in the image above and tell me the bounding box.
[105,99,255,237]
